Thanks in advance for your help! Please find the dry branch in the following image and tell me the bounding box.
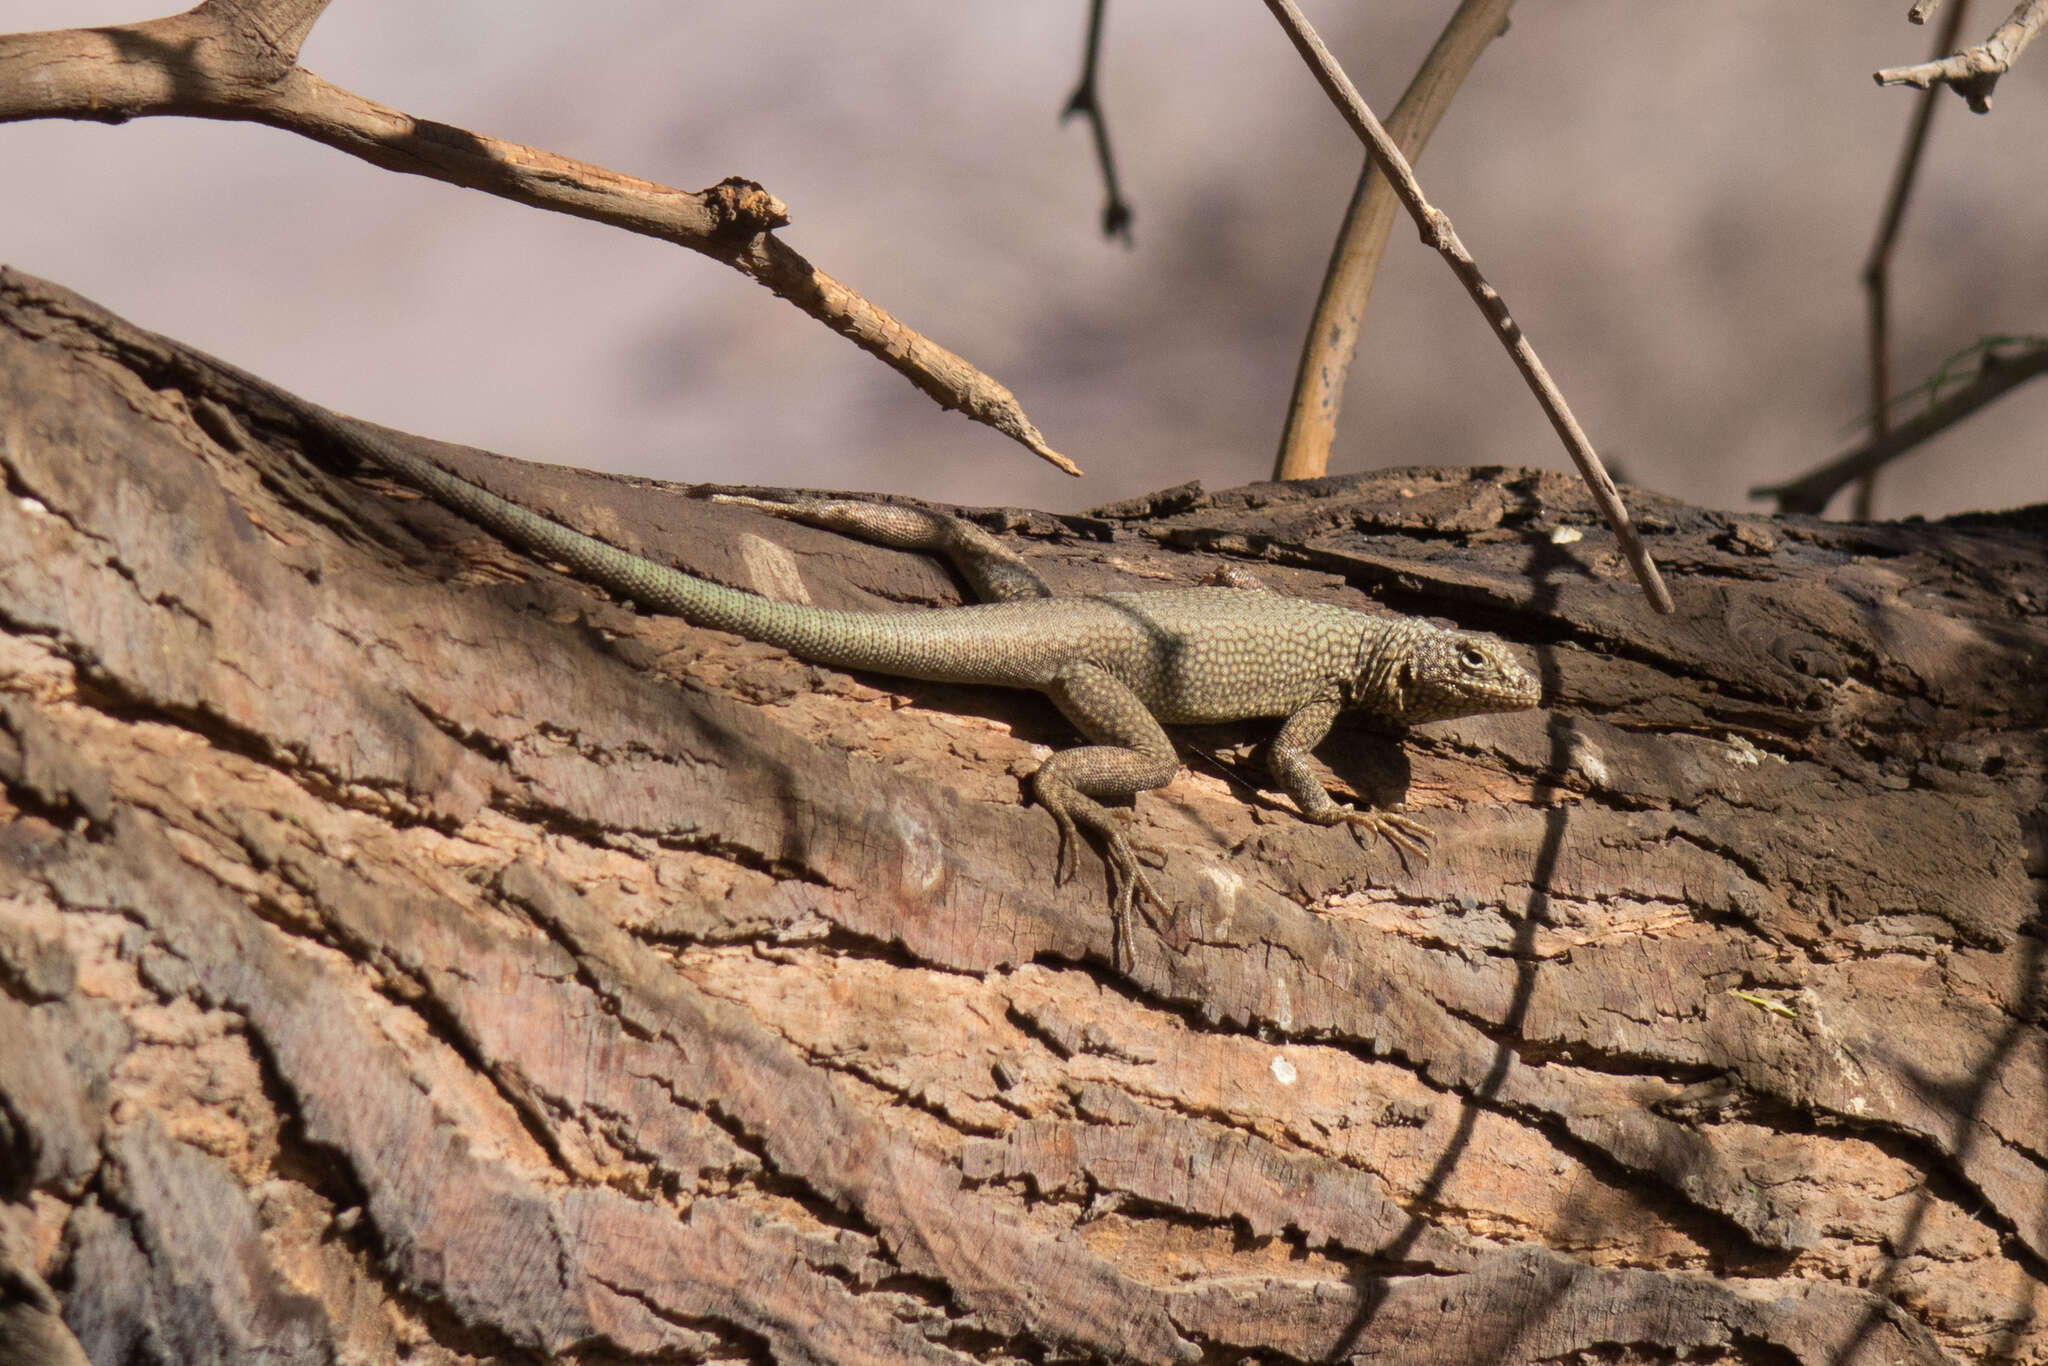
[1855,0,1971,519]
[1063,0,1133,244]
[1272,0,1515,484]
[1755,336,2048,514]
[1260,0,1674,615]
[0,0,1080,475]
[1875,0,2048,111]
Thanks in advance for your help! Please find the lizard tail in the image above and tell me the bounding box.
[305,409,901,665]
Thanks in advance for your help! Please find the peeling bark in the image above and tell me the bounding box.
[0,266,2042,1364]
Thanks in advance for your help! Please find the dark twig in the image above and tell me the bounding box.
[1876,0,2047,112]
[1855,0,1970,519]
[1272,0,1515,483]
[1062,0,1133,244]
[1754,337,2048,515]
[1260,0,1673,614]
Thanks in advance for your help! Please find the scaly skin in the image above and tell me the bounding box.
[307,410,1541,966]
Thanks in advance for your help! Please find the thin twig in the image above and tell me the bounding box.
[1272,0,1515,482]
[1062,0,1133,244]
[1855,0,1970,519]
[0,1,1080,476]
[1876,0,2048,112]
[1754,338,2048,515]
[1261,0,1673,614]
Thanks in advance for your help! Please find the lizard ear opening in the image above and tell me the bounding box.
[1392,660,1416,712]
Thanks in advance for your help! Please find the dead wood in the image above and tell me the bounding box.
[0,266,2043,1365]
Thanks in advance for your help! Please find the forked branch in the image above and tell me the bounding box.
[1875,0,2048,111]
[1063,0,1134,244]
[0,0,1080,475]
[1854,0,1970,518]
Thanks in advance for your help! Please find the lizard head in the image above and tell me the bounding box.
[1370,630,1541,724]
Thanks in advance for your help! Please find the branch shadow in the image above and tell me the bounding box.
[1324,531,1580,1360]
[1830,908,2047,1364]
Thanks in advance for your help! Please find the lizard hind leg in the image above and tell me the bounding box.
[1032,664,1181,969]
[710,494,1053,603]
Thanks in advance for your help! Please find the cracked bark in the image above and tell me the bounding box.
[0,265,2044,1364]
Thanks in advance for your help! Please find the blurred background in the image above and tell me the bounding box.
[0,1,2043,518]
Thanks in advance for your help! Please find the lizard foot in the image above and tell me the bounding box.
[1097,827,1164,975]
[1328,807,1435,863]
[1042,798,1164,972]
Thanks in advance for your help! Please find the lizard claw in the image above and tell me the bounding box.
[1038,790,1166,972]
[1047,806,1084,887]
[1334,807,1435,863]
[1098,831,1165,974]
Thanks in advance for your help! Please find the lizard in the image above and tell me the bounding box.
[300,406,1541,959]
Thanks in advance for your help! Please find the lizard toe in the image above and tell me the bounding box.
[1337,808,1436,862]
[1045,809,1084,887]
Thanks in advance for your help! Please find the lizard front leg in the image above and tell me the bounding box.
[1034,663,1179,969]
[1269,697,1434,860]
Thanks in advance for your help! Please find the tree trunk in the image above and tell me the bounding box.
[0,266,2042,1365]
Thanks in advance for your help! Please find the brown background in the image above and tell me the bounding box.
[0,0,2043,516]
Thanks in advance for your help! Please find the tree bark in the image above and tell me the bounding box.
[0,266,2042,1365]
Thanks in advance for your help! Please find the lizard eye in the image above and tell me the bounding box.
[1459,645,1487,670]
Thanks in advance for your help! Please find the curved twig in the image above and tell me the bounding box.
[1261,0,1673,614]
[0,0,1080,476]
[1875,0,2047,112]
[1272,0,1515,483]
